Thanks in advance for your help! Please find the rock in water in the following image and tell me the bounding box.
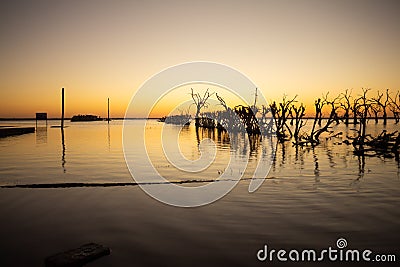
[44,243,110,267]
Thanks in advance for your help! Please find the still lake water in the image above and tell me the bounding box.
[0,119,399,266]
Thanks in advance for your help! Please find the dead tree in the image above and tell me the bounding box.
[251,87,259,115]
[389,91,400,124]
[370,102,381,124]
[234,105,260,135]
[309,96,325,139]
[312,94,340,143]
[351,130,400,158]
[269,95,296,142]
[297,93,340,146]
[191,88,214,127]
[291,103,306,142]
[315,98,324,126]
[351,97,361,125]
[260,104,274,135]
[372,89,390,125]
[339,89,352,125]
[215,93,242,132]
[352,89,371,153]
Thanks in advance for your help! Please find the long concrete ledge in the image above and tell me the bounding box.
[0,126,35,138]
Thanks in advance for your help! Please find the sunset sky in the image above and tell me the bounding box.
[0,0,399,118]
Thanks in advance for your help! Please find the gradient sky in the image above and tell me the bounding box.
[0,0,399,118]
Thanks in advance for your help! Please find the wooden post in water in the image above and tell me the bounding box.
[107,98,110,123]
[61,88,65,128]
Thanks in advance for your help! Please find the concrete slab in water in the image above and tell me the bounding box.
[44,243,110,267]
[0,126,35,138]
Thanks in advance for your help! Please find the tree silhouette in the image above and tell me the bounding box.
[191,88,214,127]
[269,95,296,142]
[339,89,352,125]
[389,91,400,124]
[372,89,390,125]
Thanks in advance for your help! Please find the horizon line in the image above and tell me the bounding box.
[1,117,399,121]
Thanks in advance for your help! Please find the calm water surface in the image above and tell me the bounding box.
[0,119,399,266]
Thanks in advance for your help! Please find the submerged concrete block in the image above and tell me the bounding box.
[44,243,110,267]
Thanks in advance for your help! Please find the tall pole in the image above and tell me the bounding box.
[107,98,110,123]
[61,88,65,128]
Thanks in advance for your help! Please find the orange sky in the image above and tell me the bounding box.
[0,0,399,118]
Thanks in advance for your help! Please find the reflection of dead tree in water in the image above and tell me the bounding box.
[248,134,261,154]
[357,153,366,181]
[270,137,278,172]
[216,127,230,145]
[325,145,336,168]
[275,141,287,167]
[294,144,305,168]
[312,147,320,179]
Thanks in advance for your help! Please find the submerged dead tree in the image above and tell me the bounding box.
[315,98,324,126]
[312,94,340,143]
[290,103,306,143]
[389,91,400,124]
[296,93,340,146]
[370,102,381,124]
[259,104,274,135]
[352,88,371,152]
[215,93,243,132]
[340,89,352,125]
[269,95,296,142]
[351,97,361,125]
[191,88,214,127]
[372,89,390,125]
[234,105,260,135]
[343,89,400,157]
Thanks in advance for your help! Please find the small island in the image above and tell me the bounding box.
[70,114,103,122]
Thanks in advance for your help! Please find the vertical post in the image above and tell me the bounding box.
[61,88,65,128]
[107,98,110,123]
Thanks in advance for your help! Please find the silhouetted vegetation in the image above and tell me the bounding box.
[162,88,400,159]
[191,88,214,127]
